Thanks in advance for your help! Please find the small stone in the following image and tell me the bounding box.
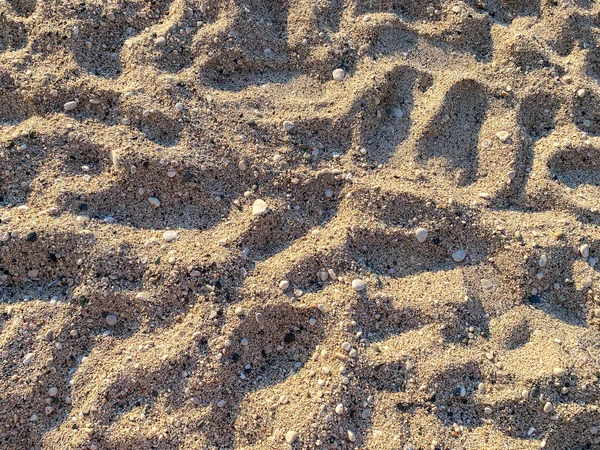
[539,255,548,268]
[136,292,150,301]
[252,199,268,216]
[594,308,600,318]
[507,170,516,180]
[451,5,461,12]
[521,389,530,399]
[341,342,352,352]
[283,120,295,131]
[452,250,466,262]
[279,280,290,291]
[577,88,586,97]
[48,387,58,397]
[163,230,178,242]
[25,231,37,242]
[332,68,346,81]
[495,131,511,143]
[415,227,428,243]
[484,406,492,415]
[285,430,298,443]
[347,429,356,442]
[106,314,118,326]
[580,244,590,258]
[553,367,566,377]
[147,197,161,208]
[63,101,78,111]
[255,312,264,324]
[481,279,493,291]
[155,36,167,46]
[352,278,366,291]
[543,402,554,414]
[216,399,227,408]
[335,403,344,415]
[23,353,34,365]
[235,306,245,316]
[478,383,486,394]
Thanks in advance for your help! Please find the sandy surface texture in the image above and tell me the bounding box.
[2,0,600,449]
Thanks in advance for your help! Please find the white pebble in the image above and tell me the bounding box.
[335,403,344,415]
[332,68,346,81]
[147,197,161,208]
[580,244,590,258]
[543,402,554,414]
[48,387,58,397]
[283,120,295,131]
[415,227,428,243]
[23,353,34,365]
[347,429,356,442]
[352,279,366,291]
[285,430,298,443]
[553,367,566,377]
[481,279,494,291]
[63,101,78,111]
[155,36,167,46]
[252,199,268,216]
[279,280,290,290]
[163,230,178,242]
[495,131,511,143]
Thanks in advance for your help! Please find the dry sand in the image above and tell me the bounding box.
[2,0,600,449]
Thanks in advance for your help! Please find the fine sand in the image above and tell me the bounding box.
[2,0,600,449]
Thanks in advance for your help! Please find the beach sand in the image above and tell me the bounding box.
[1,0,600,449]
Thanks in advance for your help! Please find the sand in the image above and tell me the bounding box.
[1,0,600,449]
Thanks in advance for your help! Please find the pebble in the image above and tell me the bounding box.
[252,199,269,216]
[478,383,486,394]
[147,197,161,208]
[235,306,244,316]
[539,255,548,268]
[255,312,264,324]
[481,279,494,291]
[332,68,346,81]
[216,399,227,408]
[48,387,58,397]
[136,292,150,301]
[484,406,492,415]
[452,249,466,262]
[335,403,344,415]
[543,402,554,414]
[347,429,356,442]
[415,227,428,243]
[106,314,118,326]
[283,120,295,131]
[279,280,290,291]
[495,131,511,143]
[23,353,34,365]
[25,231,37,242]
[553,367,566,377]
[352,278,366,291]
[580,244,590,258]
[163,230,178,242]
[155,36,167,46]
[63,101,78,111]
[507,170,516,180]
[285,430,298,444]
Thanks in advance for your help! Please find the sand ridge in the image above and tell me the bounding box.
[1,0,600,449]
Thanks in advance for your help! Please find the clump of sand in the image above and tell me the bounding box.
[1,0,600,449]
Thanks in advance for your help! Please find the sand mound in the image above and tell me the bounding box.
[1,0,600,449]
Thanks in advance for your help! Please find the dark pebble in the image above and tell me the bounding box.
[25,231,37,242]
[529,295,541,304]
[284,332,296,343]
